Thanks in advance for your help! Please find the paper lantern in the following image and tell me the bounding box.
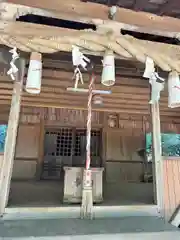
[25,52,42,94]
[168,71,180,108]
[101,50,115,86]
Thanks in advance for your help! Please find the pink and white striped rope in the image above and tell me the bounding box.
[85,73,95,170]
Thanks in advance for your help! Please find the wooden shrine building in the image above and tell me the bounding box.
[0,0,180,223]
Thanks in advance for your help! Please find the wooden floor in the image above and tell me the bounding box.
[8,180,154,207]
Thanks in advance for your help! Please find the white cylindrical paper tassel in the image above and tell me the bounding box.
[25,52,42,94]
[168,71,180,108]
[101,50,115,86]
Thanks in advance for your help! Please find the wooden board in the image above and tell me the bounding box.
[106,130,125,161]
[15,124,40,159]
[6,0,180,38]
[163,158,180,221]
[105,128,145,161]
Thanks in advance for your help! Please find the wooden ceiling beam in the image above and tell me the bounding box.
[4,1,180,38]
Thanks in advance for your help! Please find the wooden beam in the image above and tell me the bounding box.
[0,93,175,112]
[0,58,25,215]
[36,118,44,180]
[0,20,180,71]
[4,1,180,38]
[0,83,168,103]
[151,102,164,216]
[0,98,178,117]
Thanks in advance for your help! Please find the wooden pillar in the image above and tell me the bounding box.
[36,118,45,180]
[0,58,25,215]
[151,102,164,216]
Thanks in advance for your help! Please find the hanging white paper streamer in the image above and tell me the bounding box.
[149,72,165,104]
[143,56,155,79]
[143,57,164,104]
[7,47,19,80]
[72,46,90,88]
[168,71,180,108]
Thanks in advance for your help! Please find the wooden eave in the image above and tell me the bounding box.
[0,2,180,117]
[2,2,180,38]
[0,19,180,72]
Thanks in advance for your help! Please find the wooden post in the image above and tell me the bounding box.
[151,102,164,216]
[36,118,45,180]
[0,58,25,215]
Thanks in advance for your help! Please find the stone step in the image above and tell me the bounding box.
[0,217,179,239]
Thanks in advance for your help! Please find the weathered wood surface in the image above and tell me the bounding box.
[0,59,25,215]
[163,158,180,221]
[0,20,179,71]
[0,68,178,116]
[4,1,180,38]
[151,103,164,215]
[15,124,40,159]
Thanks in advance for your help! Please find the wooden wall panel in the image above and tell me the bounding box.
[15,125,40,159]
[106,162,144,183]
[105,127,146,183]
[105,128,145,160]
[106,130,124,161]
[163,159,180,220]
[12,160,37,180]
[20,107,103,126]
